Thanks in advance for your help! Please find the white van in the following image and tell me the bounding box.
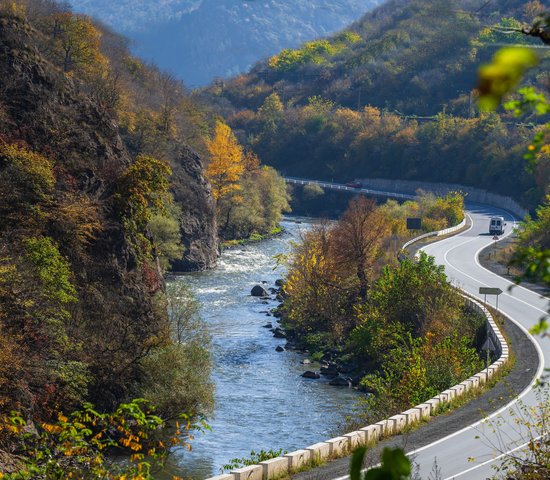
[489,216,505,235]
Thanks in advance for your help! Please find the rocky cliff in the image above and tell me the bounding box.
[0,10,215,413]
[171,144,218,271]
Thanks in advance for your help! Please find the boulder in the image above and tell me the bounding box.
[263,323,273,328]
[302,371,320,379]
[320,364,339,377]
[329,376,351,387]
[251,285,268,297]
[275,346,285,352]
[301,359,311,365]
[273,328,286,339]
[275,279,284,287]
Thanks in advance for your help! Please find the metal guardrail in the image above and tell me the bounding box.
[284,177,416,201]
[284,176,529,219]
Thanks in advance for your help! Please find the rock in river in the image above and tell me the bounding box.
[251,285,268,297]
[302,371,320,379]
[273,327,286,339]
[275,346,285,352]
[329,376,352,387]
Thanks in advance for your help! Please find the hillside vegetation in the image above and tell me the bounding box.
[203,0,549,208]
[280,194,484,423]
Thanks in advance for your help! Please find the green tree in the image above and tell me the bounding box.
[258,92,284,132]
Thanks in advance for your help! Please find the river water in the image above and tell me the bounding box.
[165,218,359,479]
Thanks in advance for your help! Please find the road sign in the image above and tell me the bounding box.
[479,287,503,295]
[407,218,422,230]
[479,287,503,310]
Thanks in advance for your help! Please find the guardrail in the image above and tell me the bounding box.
[284,176,529,219]
[206,221,509,480]
[284,177,416,201]
[401,218,467,252]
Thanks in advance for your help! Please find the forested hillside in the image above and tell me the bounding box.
[203,0,549,208]
[0,0,220,432]
[68,0,381,86]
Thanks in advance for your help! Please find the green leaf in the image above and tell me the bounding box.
[350,446,367,480]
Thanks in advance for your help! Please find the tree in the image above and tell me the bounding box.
[148,202,184,271]
[258,92,284,132]
[115,154,172,257]
[51,13,108,76]
[205,121,245,201]
[331,197,390,300]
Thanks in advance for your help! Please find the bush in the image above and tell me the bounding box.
[139,282,213,419]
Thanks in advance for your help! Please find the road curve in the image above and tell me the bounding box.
[283,178,547,479]
[406,203,548,479]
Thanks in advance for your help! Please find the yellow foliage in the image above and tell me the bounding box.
[205,121,245,201]
[51,13,109,77]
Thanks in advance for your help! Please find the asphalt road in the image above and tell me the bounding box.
[287,191,547,480]
[406,203,548,480]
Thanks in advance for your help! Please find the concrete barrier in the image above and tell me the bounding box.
[326,436,349,456]
[360,423,382,442]
[209,475,234,480]
[414,403,431,419]
[306,442,331,462]
[260,457,289,479]
[231,465,263,480]
[343,431,364,449]
[403,408,421,424]
[285,450,310,470]
[388,414,408,432]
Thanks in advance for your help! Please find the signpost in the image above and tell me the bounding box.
[479,287,503,310]
[406,218,422,231]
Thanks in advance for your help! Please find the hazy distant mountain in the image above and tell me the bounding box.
[68,0,381,86]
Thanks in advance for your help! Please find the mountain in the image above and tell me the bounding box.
[67,0,382,86]
[202,0,548,208]
[0,2,220,424]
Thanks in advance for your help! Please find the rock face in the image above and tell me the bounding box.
[0,14,216,411]
[170,144,218,271]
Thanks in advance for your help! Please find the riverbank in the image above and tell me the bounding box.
[291,307,538,479]
[160,218,359,479]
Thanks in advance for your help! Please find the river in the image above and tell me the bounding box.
[165,218,359,479]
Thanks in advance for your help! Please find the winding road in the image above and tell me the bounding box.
[285,178,548,479]
[408,203,547,479]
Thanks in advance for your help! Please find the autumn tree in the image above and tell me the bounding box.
[331,197,391,300]
[205,121,245,201]
[50,12,108,76]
